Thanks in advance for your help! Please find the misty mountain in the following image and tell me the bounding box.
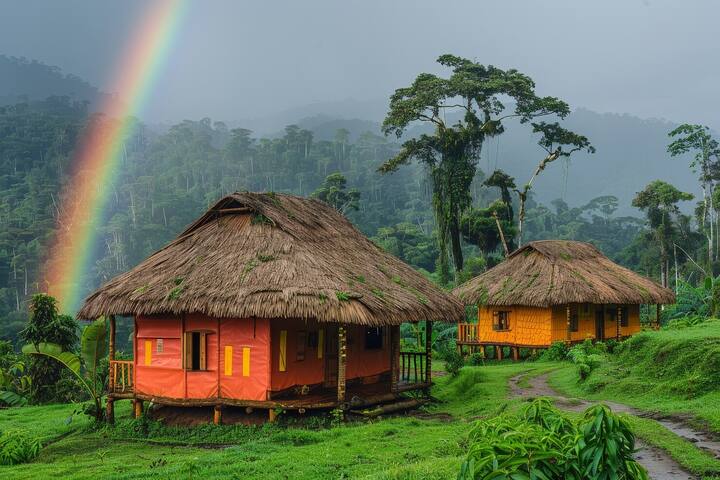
[1,55,701,215]
[0,55,108,108]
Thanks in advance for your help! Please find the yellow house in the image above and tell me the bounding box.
[453,240,675,359]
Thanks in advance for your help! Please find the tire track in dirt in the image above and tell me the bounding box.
[509,373,698,480]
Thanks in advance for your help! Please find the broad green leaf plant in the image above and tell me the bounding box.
[22,317,108,421]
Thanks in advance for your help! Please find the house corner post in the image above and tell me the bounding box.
[106,397,114,424]
[213,405,222,425]
[337,325,347,405]
[616,306,622,340]
[108,315,116,392]
[424,321,432,394]
[391,325,400,393]
[565,305,571,342]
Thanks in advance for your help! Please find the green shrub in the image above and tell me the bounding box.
[0,430,42,465]
[467,352,484,366]
[540,341,569,361]
[458,399,648,480]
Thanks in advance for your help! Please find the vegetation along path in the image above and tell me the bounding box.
[509,372,708,480]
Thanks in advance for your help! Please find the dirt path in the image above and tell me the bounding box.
[509,373,698,480]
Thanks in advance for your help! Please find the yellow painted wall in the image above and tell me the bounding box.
[550,304,641,343]
[478,306,553,347]
[476,304,642,347]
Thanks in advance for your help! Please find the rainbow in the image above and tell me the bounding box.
[44,0,188,313]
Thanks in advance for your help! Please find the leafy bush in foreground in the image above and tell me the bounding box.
[458,398,648,480]
[0,430,42,465]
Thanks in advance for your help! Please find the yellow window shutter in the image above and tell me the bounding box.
[144,340,152,366]
[279,330,287,372]
[224,346,233,376]
[199,333,207,370]
[317,329,324,359]
[242,347,250,377]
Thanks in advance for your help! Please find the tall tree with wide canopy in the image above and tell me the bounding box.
[632,180,694,287]
[379,54,571,282]
[668,124,720,265]
[515,121,595,246]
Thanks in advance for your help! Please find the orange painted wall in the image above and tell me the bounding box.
[135,315,270,401]
[269,321,392,392]
[477,306,552,347]
[135,315,393,400]
[346,324,391,380]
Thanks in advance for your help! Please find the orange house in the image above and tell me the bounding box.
[452,240,674,359]
[78,193,464,422]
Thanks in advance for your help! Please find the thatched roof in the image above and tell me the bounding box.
[452,240,675,308]
[78,192,464,325]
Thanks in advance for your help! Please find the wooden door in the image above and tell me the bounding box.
[324,325,338,387]
[595,307,605,341]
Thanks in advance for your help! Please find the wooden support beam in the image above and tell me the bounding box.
[566,305,571,342]
[424,321,432,392]
[479,345,486,359]
[512,347,519,362]
[133,399,144,418]
[616,306,622,340]
[213,405,222,425]
[268,408,277,423]
[106,398,114,424]
[496,345,503,361]
[108,315,116,392]
[390,325,400,393]
[337,326,347,404]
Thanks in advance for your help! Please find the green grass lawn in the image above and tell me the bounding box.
[548,320,720,432]
[0,362,553,480]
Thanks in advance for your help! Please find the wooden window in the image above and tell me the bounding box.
[620,306,629,327]
[569,306,579,332]
[297,330,307,361]
[183,331,207,371]
[156,338,164,353]
[365,327,384,349]
[492,311,510,331]
[307,331,319,349]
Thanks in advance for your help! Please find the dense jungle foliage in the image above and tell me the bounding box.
[1,95,699,344]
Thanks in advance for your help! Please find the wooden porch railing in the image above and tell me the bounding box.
[457,323,479,343]
[109,360,134,394]
[399,351,427,384]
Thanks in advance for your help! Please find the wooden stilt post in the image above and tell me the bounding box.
[390,325,400,393]
[496,345,503,360]
[106,397,114,424]
[424,321,432,393]
[108,315,116,393]
[213,405,222,425]
[512,347,519,361]
[134,399,144,418]
[479,345,486,359]
[566,305,571,342]
[268,408,277,423]
[337,326,347,404]
[616,306,622,340]
[656,304,661,326]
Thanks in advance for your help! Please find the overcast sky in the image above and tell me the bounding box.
[2,0,718,128]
